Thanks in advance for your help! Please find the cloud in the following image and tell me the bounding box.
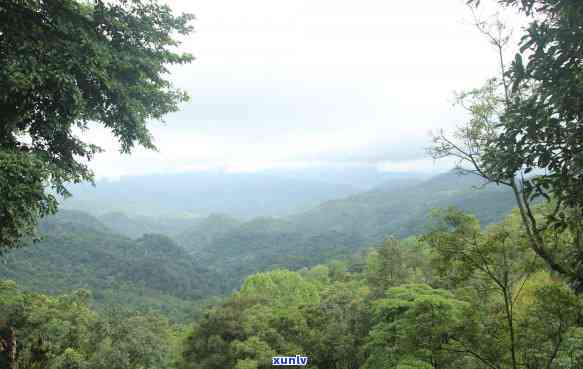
[83,0,526,178]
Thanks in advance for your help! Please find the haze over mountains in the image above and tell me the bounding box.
[174,171,516,290]
[61,166,431,219]
[1,169,517,316]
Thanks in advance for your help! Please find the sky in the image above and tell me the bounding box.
[85,0,524,178]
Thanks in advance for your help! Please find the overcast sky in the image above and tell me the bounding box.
[86,0,524,178]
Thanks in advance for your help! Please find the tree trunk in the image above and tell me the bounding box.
[7,327,16,369]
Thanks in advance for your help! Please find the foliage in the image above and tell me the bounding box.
[434,0,583,292]
[0,0,193,250]
[0,280,179,369]
[4,206,583,369]
[179,267,371,369]
[240,269,320,307]
[0,151,57,253]
[0,210,219,321]
[366,238,410,297]
[179,208,583,369]
[4,1,583,368]
[364,284,469,369]
[1,171,517,299]
[175,172,517,292]
[424,208,583,369]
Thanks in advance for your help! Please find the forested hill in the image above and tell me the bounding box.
[176,172,517,291]
[0,172,517,305]
[96,211,195,239]
[292,171,515,237]
[0,211,220,320]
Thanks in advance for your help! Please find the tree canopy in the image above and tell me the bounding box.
[433,0,583,292]
[0,0,193,251]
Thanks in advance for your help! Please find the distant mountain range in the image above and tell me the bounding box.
[61,167,430,218]
[173,171,516,290]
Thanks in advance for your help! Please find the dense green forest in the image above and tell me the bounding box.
[1,171,516,308]
[0,210,221,321]
[180,207,583,369]
[177,172,516,291]
[0,281,185,369]
[2,0,583,368]
[4,207,583,368]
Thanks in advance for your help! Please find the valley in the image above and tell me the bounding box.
[1,170,516,319]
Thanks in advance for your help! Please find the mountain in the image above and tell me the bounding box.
[0,210,219,320]
[97,212,195,239]
[61,168,428,219]
[174,214,241,253]
[291,171,515,238]
[2,171,518,304]
[176,172,517,291]
[38,209,112,234]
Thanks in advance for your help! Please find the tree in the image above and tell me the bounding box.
[363,284,469,369]
[302,280,370,369]
[367,238,411,298]
[423,208,537,369]
[179,296,257,369]
[231,336,276,369]
[516,283,581,369]
[485,0,583,220]
[0,280,180,369]
[0,0,194,251]
[424,208,582,369]
[0,151,56,253]
[88,308,177,369]
[430,1,583,292]
[239,270,320,308]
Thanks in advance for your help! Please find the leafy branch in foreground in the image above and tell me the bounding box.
[430,1,583,292]
[0,0,194,251]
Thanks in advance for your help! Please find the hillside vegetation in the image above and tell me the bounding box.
[0,211,220,320]
[2,0,583,367]
[1,172,515,308]
[176,172,516,291]
[4,207,583,369]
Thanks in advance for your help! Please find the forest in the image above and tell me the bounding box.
[1,0,583,368]
[3,206,583,368]
[0,172,515,315]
